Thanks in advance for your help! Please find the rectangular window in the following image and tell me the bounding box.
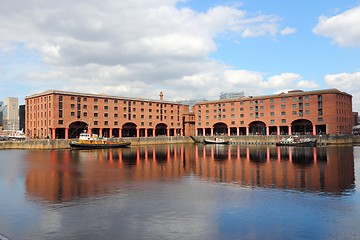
[318,117,323,122]
[270,120,275,124]
[270,112,274,116]
[282,119,286,123]
[94,121,98,126]
[281,112,286,116]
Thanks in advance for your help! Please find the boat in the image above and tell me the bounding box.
[69,133,131,149]
[276,136,316,147]
[8,130,26,141]
[203,137,230,144]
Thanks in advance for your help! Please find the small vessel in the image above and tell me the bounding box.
[69,133,131,149]
[8,130,26,141]
[276,135,316,147]
[203,137,229,144]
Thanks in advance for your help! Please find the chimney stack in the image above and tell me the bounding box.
[159,91,164,101]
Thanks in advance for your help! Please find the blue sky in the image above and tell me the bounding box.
[1,0,360,111]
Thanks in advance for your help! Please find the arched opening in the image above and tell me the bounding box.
[291,119,313,135]
[213,122,228,135]
[122,123,137,137]
[69,121,88,139]
[249,121,266,135]
[155,123,168,136]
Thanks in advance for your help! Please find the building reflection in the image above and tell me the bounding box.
[25,145,355,203]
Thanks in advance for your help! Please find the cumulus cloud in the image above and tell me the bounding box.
[325,72,360,110]
[280,27,296,35]
[0,0,297,101]
[313,6,360,47]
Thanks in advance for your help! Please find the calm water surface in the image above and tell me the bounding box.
[0,144,359,240]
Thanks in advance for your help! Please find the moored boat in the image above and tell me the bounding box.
[276,136,316,147]
[203,137,229,144]
[69,133,131,149]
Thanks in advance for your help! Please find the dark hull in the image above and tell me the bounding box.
[69,142,131,149]
[276,141,315,147]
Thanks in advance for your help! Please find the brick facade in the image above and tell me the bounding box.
[194,89,353,136]
[25,88,353,139]
[26,90,189,139]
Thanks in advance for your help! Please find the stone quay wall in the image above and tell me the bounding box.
[0,135,357,150]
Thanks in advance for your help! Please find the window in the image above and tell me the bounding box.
[305,110,310,114]
[240,107,244,111]
[281,111,286,116]
[94,121,98,126]
[114,107,118,111]
[292,104,296,108]
[281,119,286,123]
[58,120,63,124]
[318,109,323,116]
[83,105,87,109]
[270,120,275,124]
[270,105,274,109]
[83,98,87,102]
[94,113,98,117]
[94,98,98,102]
[318,117,323,122]
[71,112,75,116]
[281,105,285,109]
[71,97,75,100]
[104,106,108,110]
[94,105,98,110]
[104,99,108,103]
[270,99,274,103]
[104,121,108,126]
[114,113,118,118]
[281,98,286,102]
[114,121,118,126]
[71,104,75,109]
[104,113,108,117]
[83,112,87,117]
[270,112,274,116]
[293,111,297,115]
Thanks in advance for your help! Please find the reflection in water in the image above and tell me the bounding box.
[25,145,355,203]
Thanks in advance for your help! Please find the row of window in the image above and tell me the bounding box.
[198,109,323,120]
[56,120,180,127]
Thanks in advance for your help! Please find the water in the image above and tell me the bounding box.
[0,144,359,240]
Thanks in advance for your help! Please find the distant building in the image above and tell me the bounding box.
[0,101,4,127]
[220,91,244,100]
[4,97,19,130]
[19,105,25,132]
[177,99,207,112]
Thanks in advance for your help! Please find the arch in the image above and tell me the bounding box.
[155,123,168,136]
[122,122,137,137]
[68,121,88,138]
[213,122,228,135]
[291,119,313,135]
[249,121,266,135]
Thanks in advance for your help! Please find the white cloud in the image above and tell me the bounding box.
[280,27,296,35]
[0,0,300,101]
[325,72,360,89]
[313,6,360,47]
[325,72,360,111]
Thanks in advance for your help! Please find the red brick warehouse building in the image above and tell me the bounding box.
[25,90,190,139]
[25,88,353,139]
[194,89,353,136]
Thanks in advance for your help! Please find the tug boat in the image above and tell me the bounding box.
[69,133,131,149]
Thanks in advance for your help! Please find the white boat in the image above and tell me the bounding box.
[203,137,229,144]
[8,130,26,141]
[276,136,316,146]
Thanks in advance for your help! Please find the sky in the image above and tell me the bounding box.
[1,0,360,111]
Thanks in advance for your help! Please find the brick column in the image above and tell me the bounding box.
[266,126,269,136]
[312,125,316,135]
[288,125,292,135]
[277,126,280,136]
[65,128,69,139]
[52,128,56,139]
[246,126,249,136]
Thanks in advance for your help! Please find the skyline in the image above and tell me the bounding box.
[1,0,360,111]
